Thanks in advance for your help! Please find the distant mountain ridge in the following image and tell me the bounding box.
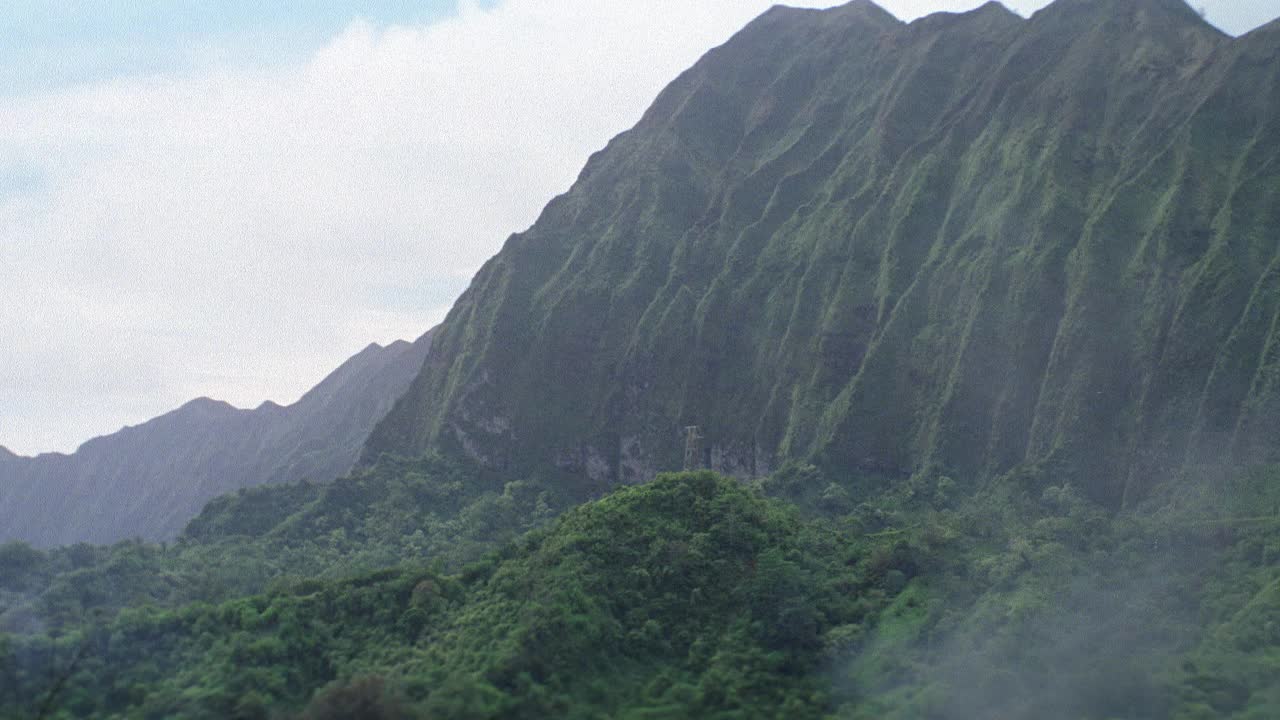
[365,0,1280,508]
[0,329,434,547]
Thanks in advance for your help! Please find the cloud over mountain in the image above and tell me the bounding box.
[0,0,843,454]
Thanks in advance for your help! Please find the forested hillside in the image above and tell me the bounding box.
[4,465,1279,718]
[0,453,560,638]
[2,473,882,719]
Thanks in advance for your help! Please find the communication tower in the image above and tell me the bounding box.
[683,425,704,471]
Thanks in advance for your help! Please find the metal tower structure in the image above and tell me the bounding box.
[683,425,704,471]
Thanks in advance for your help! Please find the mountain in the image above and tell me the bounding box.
[366,0,1280,508]
[5,3,1280,717]
[0,329,434,547]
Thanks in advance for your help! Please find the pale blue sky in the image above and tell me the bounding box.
[1184,1,1280,35]
[2,0,1275,96]
[0,1,495,95]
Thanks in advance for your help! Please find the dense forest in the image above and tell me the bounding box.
[3,462,1279,717]
[4,0,1280,717]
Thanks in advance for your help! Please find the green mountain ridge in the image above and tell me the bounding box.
[366,0,1280,510]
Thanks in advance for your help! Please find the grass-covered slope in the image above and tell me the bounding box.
[366,0,1280,508]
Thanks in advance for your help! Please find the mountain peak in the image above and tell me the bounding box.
[819,0,902,29]
[180,397,237,413]
[1033,0,1221,31]
[974,1,1019,19]
[339,342,387,364]
[909,0,1022,32]
[757,0,901,30]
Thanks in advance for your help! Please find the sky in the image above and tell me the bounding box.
[2,0,1278,456]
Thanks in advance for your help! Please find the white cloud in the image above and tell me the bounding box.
[1,0,862,455]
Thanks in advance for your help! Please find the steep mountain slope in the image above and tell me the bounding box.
[366,0,1280,507]
[0,329,434,547]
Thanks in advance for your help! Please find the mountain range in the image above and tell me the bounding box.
[367,0,1280,510]
[0,329,433,547]
[4,1,1280,717]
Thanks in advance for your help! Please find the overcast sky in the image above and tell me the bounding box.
[2,0,1277,456]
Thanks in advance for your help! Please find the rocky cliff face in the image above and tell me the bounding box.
[366,0,1280,507]
[0,329,434,546]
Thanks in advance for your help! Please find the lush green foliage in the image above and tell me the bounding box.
[819,463,1280,720]
[0,473,909,719]
[0,453,565,636]
[4,466,1280,718]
